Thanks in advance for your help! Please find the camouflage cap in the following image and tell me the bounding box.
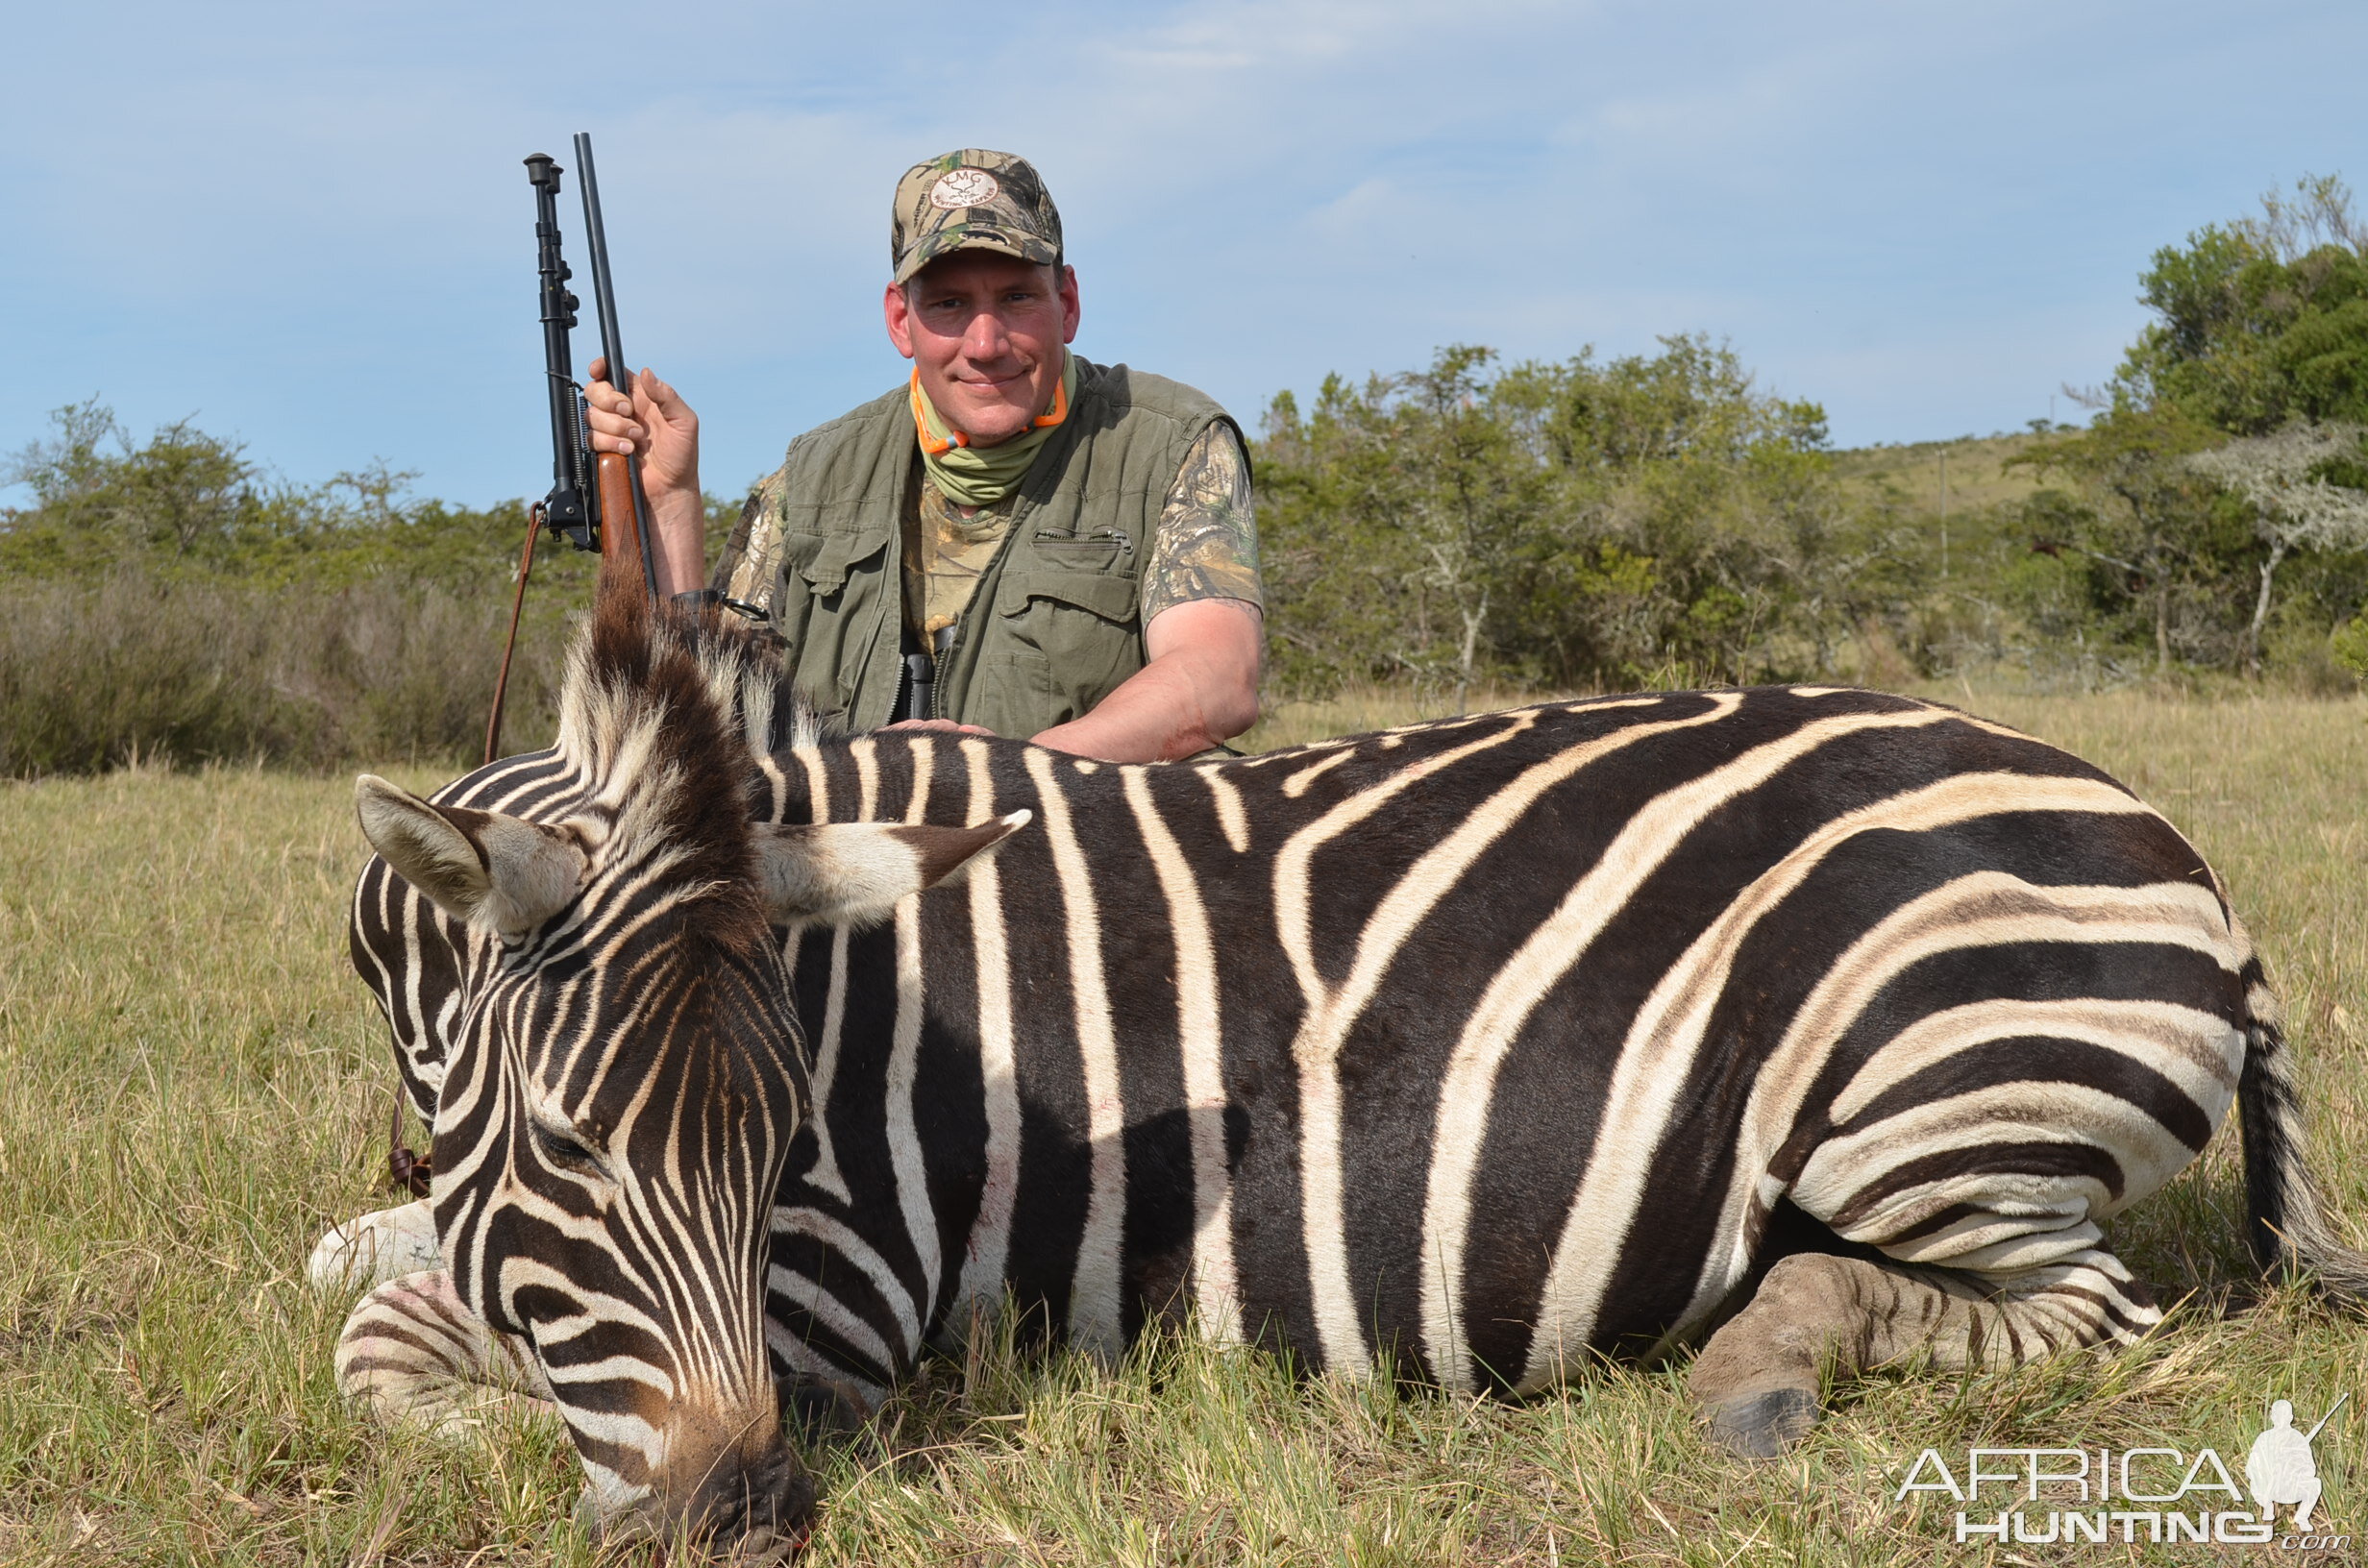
[891,149,1064,285]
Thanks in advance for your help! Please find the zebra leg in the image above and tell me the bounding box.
[778,1375,872,1441]
[308,1199,440,1293]
[1687,1248,2158,1458]
[335,1268,556,1435]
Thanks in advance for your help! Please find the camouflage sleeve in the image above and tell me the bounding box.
[1142,422,1264,625]
[710,463,792,621]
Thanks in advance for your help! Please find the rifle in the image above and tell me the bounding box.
[392,136,660,1186]
[487,137,657,763]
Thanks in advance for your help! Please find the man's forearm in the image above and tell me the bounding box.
[1030,658,1229,762]
[1031,639,1260,763]
[650,483,705,598]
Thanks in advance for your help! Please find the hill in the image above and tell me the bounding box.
[1827,429,2060,516]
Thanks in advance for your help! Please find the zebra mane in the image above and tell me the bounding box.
[550,558,808,898]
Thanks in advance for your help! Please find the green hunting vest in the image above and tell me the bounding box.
[758,358,1236,738]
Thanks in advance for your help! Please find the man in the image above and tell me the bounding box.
[584,149,1262,763]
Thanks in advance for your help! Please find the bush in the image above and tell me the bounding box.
[0,571,574,775]
[1253,339,1898,699]
[0,401,622,776]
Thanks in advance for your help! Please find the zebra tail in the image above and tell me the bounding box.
[2239,1002,2368,1302]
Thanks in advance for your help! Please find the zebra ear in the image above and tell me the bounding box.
[356,773,586,936]
[752,810,1031,927]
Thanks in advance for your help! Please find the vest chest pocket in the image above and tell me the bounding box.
[1028,532,1135,576]
[770,527,896,726]
[790,529,890,597]
[999,570,1140,626]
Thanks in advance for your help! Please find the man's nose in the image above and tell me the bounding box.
[962,306,1012,363]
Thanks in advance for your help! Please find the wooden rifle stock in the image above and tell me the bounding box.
[596,448,647,590]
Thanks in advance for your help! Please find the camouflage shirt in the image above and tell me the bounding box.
[719,420,1261,641]
[1141,421,1262,625]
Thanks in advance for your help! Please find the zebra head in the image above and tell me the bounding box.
[350,581,1024,1552]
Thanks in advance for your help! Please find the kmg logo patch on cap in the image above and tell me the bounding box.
[928,168,999,209]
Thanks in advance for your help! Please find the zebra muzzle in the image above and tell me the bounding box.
[582,1444,817,1560]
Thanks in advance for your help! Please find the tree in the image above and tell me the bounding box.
[2011,405,2220,674]
[2045,175,2368,678]
[1255,337,1877,699]
[2,399,268,572]
[1395,346,1561,709]
[2186,422,2368,670]
[2118,175,2368,434]
[0,401,546,589]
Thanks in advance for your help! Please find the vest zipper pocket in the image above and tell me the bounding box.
[1030,529,1134,573]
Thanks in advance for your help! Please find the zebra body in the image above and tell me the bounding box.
[338,671,2346,1459]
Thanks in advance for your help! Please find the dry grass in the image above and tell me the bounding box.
[1827,431,2057,517]
[4,687,2367,1564]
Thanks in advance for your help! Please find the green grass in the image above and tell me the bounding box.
[5,691,2367,1563]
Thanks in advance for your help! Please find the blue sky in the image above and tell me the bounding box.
[6,1,2361,507]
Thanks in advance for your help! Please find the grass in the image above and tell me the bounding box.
[5,688,2368,1563]
[1826,431,2058,518]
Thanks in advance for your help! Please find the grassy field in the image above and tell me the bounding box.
[1825,431,2056,518]
[5,688,2368,1564]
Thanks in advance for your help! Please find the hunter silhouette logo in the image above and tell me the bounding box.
[2248,1394,2345,1531]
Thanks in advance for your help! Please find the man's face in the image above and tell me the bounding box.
[884,251,1080,447]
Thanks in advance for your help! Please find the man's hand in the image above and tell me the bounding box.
[586,356,705,596]
[1030,599,1262,763]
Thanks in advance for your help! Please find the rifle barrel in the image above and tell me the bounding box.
[571,132,659,598]
[571,133,629,396]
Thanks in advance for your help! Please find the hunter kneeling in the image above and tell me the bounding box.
[586,148,1264,763]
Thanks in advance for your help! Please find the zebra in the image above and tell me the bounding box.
[316,565,2368,1548]
[324,566,1058,1550]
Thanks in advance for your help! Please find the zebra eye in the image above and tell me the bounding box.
[531,1120,602,1171]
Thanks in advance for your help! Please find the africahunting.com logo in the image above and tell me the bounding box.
[1894,1395,2350,1550]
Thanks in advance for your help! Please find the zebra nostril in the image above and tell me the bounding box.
[689,1448,816,1553]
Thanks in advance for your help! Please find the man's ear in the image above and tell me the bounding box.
[752,811,1031,927]
[355,774,585,936]
[883,280,917,359]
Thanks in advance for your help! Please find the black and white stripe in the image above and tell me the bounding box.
[746,688,2273,1395]
[331,593,2368,1511]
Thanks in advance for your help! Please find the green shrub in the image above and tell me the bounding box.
[0,571,575,775]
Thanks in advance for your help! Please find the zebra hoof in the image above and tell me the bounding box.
[1707,1388,1820,1458]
